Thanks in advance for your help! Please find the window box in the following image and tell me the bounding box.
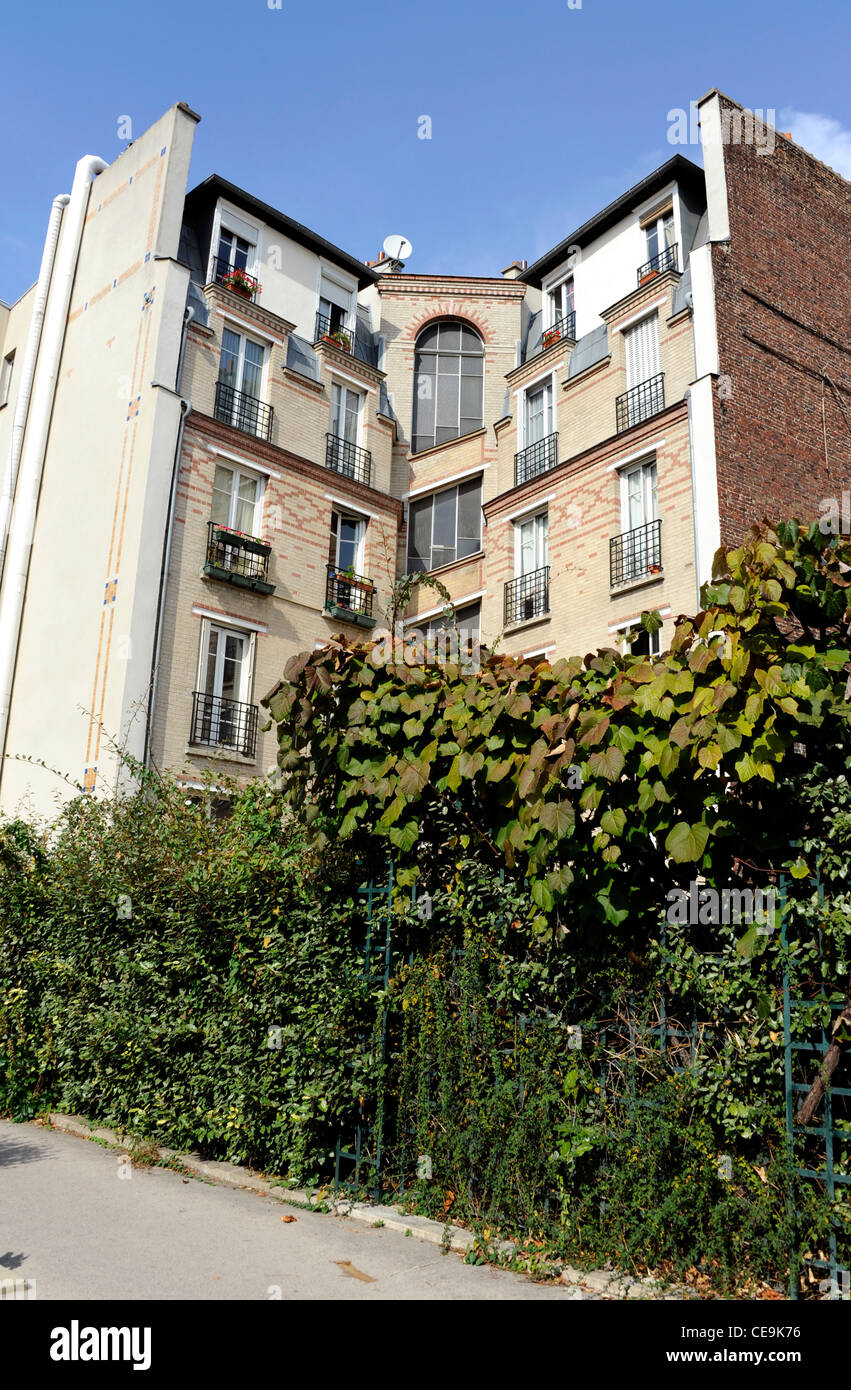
[541,328,561,350]
[213,526,270,556]
[325,603,377,629]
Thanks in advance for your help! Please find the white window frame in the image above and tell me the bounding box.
[546,276,575,329]
[195,620,256,708]
[521,371,556,448]
[317,266,356,335]
[514,509,549,577]
[218,326,269,405]
[331,509,366,573]
[330,380,364,447]
[208,200,261,283]
[620,458,658,534]
[211,460,266,537]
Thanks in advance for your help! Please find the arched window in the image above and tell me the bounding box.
[412,320,484,454]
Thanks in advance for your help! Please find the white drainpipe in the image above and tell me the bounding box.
[0,194,70,584]
[0,154,107,775]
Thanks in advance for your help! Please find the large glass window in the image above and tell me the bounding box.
[412,321,484,453]
[211,462,261,536]
[217,229,253,273]
[331,382,361,444]
[407,476,482,573]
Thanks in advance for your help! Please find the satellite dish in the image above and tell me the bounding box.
[382,234,413,265]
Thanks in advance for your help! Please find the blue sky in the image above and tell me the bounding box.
[2,0,850,302]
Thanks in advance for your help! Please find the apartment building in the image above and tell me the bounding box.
[0,90,848,816]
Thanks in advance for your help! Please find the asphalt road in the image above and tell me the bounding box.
[0,1119,572,1301]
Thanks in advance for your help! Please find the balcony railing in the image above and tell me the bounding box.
[514,431,558,488]
[610,518,662,587]
[214,381,273,442]
[504,565,550,626]
[325,564,377,627]
[637,244,679,285]
[615,373,665,433]
[314,311,355,353]
[325,432,372,487]
[210,255,259,302]
[540,312,576,352]
[189,691,259,759]
[204,521,274,594]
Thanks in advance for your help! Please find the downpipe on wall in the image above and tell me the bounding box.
[0,194,70,585]
[0,155,107,784]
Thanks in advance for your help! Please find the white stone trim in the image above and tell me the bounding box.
[611,299,666,335]
[191,605,269,635]
[605,442,664,473]
[404,589,486,624]
[505,493,556,522]
[404,464,487,501]
[697,93,732,242]
[323,492,381,519]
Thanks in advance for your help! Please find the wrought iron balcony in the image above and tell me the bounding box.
[325,432,372,487]
[514,431,558,488]
[325,564,377,627]
[615,373,665,433]
[204,521,274,594]
[189,691,259,759]
[214,381,273,442]
[314,312,354,354]
[610,518,662,587]
[504,565,550,626]
[210,255,259,301]
[637,243,678,285]
[540,312,575,352]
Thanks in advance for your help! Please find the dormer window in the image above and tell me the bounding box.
[639,206,677,281]
[548,277,574,328]
[317,273,355,343]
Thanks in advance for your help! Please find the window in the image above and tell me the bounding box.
[211,462,263,536]
[190,621,258,757]
[547,277,574,326]
[330,382,362,445]
[624,315,661,391]
[643,207,675,266]
[523,378,554,446]
[516,510,548,576]
[425,601,481,645]
[407,476,482,573]
[0,351,14,407]
[623,623,661,657]
[412,320,484,453]
[330,509,365,574]
[216,328,267,434]
[217,228,254,274]
[318,273,353,336]
[622,459,658,534]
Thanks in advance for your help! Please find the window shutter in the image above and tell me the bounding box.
[625,315,660,389]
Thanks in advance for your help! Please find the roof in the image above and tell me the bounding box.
[522,155,706,287]
[184,175,377,289]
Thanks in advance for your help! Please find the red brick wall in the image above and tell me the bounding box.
[712,98,851,542]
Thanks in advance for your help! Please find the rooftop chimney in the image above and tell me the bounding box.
[502,259,527,280]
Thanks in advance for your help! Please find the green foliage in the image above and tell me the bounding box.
[264,520,851,938]
[0,774,378,1183]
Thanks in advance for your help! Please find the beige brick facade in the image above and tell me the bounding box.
[10,96,831,813]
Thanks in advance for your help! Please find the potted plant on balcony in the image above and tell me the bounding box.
[648,561,661,574]
[214,524,270,555]
[323,328,352,353]
[221,267,260,300]
[542,326,560,350]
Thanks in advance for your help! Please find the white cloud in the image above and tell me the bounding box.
[779,108,851,180]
